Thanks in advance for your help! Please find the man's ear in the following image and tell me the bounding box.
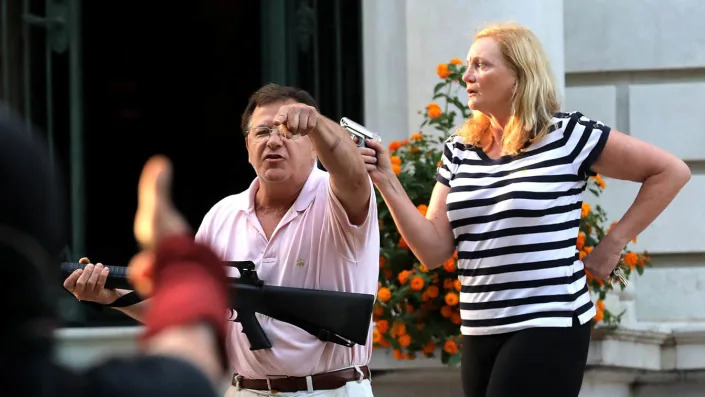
[244,136,254,166]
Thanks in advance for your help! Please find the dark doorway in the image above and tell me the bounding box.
[79,1,261,325]
[81,1,260,263]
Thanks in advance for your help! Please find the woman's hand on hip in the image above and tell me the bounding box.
[582,236,623,281]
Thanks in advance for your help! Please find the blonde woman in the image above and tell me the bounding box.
[360,23,690,396]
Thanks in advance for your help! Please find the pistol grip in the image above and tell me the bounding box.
[236,311,272,350]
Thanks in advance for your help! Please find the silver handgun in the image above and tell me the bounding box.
[340,117,382,148]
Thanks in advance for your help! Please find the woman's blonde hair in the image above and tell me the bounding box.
[459,23,560,155]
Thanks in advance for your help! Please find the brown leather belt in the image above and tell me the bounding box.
[232,366,370,392]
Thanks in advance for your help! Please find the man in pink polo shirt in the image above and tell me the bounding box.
[196,83,379,396]
[63,83,379,396]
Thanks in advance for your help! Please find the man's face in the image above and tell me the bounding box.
[245,100,317,184]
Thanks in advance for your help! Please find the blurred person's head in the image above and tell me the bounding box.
[0,107,67,354]
[240,84,319,186]
[460,22,560,155]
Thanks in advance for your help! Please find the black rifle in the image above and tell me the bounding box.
[60,261,375,350]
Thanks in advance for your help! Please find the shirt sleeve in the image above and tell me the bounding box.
[325,175,379,261]
[570,112,611,179]
[436,135,458,186]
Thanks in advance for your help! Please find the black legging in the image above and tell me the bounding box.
[461,316,592,397]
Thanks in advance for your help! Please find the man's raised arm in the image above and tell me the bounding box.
[273,104,371,225]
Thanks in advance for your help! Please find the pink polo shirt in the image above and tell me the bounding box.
[195,166,379,379]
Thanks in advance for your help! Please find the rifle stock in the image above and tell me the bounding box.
[60,261,375,351]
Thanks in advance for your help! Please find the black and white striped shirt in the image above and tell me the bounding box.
[437,111,610,335]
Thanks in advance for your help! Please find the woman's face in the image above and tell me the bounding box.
[462,37,517,117]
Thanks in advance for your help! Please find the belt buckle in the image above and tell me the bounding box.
[230,373,243,391]
[232,374,243,390]
[266,376,280,395]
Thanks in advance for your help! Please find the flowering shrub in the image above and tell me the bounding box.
[372,58,651,365]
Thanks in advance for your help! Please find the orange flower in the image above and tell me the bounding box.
[445,292,459,306]
[579,250,587,261]
[408,146,420,153]
[436,63,450,79]
[410,276,425,291]
[392,163,402,175]
[436,160,442,168]
[417,204,428,217]
[391,322,406,337]
[378,287,391,302]
[596,299,605,311]
[441,305,453,318]
[594,310,604,323]
[422,341,435,354]
[399,334,411,347]
[451,312,462,325]
[581,202,591,218]
[384,269,392,279]
[398,270,411,285]
[379,337,391,347]
[376,319,389,334]
[591,174,606,189]
[624,252,638,269]
[403,353,415,360]
[419,264,429,273]
[576,232,586,250]
[373,305,384,316]
[632,236,638,244]
[421,291,431,302]
[453,250,458,259]
[584,246,593,254]
[427,103,442,119]
[444,340,458,355]
[637,254,647,267]
[410,132,423,141]
[426,285,439,298]
[454,279,462,292]
[398,236,409,249]
[373,329,381,343]
[394,349,403,360]
[443,258,456,272]
[443,278,454,290]
[449,57,462,65]
[390,155,402,165]
[400,139,410,146]
[379,255,386,269]
[388,141,402,152]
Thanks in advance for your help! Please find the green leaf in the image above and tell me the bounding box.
[447,352,461,367]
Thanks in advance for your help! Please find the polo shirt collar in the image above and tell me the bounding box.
[236,165,324,214]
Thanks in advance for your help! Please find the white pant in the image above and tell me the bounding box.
[224,379,373,397]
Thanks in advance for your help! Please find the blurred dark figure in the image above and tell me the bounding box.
[0,107,229,396]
